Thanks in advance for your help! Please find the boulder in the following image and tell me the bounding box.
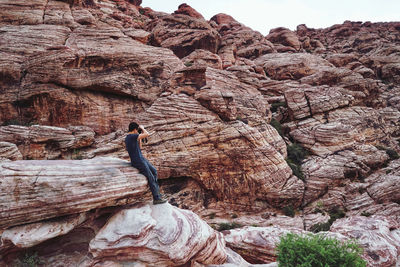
[182,49,223,69]
[223,226,306,264]
[0,125,95,160]
[1,213,87,248]
[330,216,400,266]
[89,203,227,266]
[211,14,274,67]
[266,27,301,51]
[174,3,204,19]
[149,13,220,58]
[255,53,333,80]
[0,157,149,229]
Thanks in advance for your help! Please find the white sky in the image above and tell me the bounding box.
[143,0,400,35]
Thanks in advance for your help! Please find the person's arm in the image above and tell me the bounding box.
[138,125,150,140]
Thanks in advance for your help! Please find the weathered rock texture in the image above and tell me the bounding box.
[0,157,148,229]
[89,203,227,266]
[0,198,228,267]
[1,1,400,265]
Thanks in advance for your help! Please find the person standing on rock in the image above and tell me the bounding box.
[125,122,167,205]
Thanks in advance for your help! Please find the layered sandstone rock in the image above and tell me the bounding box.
[0,157,149,229]
[210,13,275,68]
[174,3,205,19]
[131,93,302,209]
[266,27,301,51]
[0,125,95,160]
[223,226,306,264]
[148,12,220,58]
[1,213,88,248]
[0,142,22,161]
[331,216,400,266]
[89,203,227,266]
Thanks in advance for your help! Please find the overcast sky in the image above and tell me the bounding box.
[143,0,400,35]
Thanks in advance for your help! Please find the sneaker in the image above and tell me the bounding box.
[153,197,168,205]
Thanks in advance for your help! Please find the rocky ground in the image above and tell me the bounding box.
[0,0,399,266]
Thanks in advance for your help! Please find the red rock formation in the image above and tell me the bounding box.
[0,158,149,229]
[89,203,227,266]
[147,12,220,58]
[174,3,205,19]
[266,27,301,51]
[1,0,400,264]
[210,13,275,68]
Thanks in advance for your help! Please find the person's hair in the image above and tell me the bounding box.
[128,122,139,132]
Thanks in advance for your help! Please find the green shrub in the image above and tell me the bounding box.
[310,222,331,233]
[360,211,372,217]
[271,101,287,113]
[217,222,242,231]
[184,61,193,67]
[386,149,399,160]
[310,207,345,233]
[286,159,304,180]
[2,119,36,127]
[270,118,283,136]
[276,233,366,267]
[231,213,238,219]
[375,145,399,160]
[13,252,41,267]
[329,207,345,222]
[208,212,216,219]
[282,205,295,217]
[287,143,308,165]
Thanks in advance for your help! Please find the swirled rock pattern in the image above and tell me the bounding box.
[330,216,400,267]
[223,226,306,264]
[1,0,400,265]
[89,203,227,266]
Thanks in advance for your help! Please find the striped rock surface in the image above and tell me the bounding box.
[0,157,148,229]
[89,202,227,266]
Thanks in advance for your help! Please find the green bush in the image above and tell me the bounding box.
[276,233,366,267]
[270,118,283,136]
[217,222,242,231]
[360,211,372,217]
[375,145,399,160]
[271,101,287,113]
[310,207,346,233]
[286,159,304,180]
[208,212,216,219]
[287,143,308,165]
[309,222,331,233]
[386,149,399,160]
[184,61,193,67]
[282,205,296,217]
[13,252,41,267]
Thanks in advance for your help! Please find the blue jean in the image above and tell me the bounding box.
[133,158,161,200]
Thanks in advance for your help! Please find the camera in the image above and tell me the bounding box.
[138,128,148,143]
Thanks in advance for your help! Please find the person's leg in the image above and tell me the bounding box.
[138,162,161,200]
[145,158,158,182]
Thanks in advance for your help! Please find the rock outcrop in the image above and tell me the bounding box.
[1,0,400,265]
[89,203,227,266]
[0,157,148,229]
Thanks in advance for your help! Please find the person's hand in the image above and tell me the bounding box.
[139,125,144,129]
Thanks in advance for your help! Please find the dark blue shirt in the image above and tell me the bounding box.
[125,134,144,166]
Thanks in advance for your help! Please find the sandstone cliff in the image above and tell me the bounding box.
[0,0,399,265]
